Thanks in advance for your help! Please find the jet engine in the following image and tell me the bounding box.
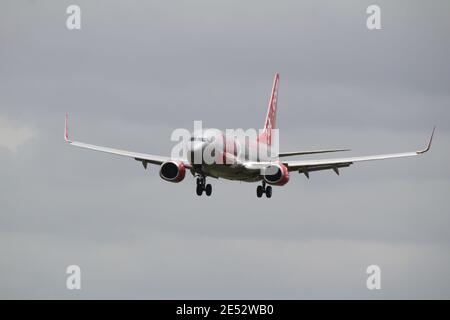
[262,163,290,186]
[159,161,186,183]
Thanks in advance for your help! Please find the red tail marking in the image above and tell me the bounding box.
[264,73,279,131]
[259,73,279,146]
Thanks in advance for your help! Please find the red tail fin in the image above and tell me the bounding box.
[259,73,279,146]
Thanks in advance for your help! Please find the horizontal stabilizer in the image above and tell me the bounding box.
[278,148,350,157]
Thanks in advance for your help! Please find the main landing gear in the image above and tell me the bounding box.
[196,176,212,197]
[256,181,272,198]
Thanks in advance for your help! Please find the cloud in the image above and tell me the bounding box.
[0,0,449,299]
[0,116,36,153]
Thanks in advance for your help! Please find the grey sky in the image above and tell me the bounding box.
[1,0,450,299]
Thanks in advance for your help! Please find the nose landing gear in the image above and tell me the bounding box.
[256,181,272,198]
[196,176,212,196]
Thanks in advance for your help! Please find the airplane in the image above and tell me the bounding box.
[64,73,435,198]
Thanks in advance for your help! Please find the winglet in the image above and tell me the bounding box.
[417,126,435,154]
[64,113,71,142]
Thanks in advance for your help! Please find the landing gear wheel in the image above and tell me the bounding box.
[265,186,272,198]
[195,175,210,196]
[256,185,264,198]
[205,184,212,196]
[196,184,203,196]
[256,181,273,198]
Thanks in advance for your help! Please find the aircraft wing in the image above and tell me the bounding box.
[64,114,183,168]
[284,128,435,176]
[245,128,435,177]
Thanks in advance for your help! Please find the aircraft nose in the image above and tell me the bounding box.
[187,141,206,165]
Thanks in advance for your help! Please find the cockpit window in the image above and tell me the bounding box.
[190,137,207,142]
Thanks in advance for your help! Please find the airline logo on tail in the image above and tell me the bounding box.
[260,73,279,146]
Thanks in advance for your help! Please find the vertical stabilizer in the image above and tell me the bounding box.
[259,73,280,146]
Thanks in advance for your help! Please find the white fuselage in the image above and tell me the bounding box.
[185,129,274,182]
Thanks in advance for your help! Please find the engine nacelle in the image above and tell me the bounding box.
[159,161,186,183]
[262,163,290,186]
